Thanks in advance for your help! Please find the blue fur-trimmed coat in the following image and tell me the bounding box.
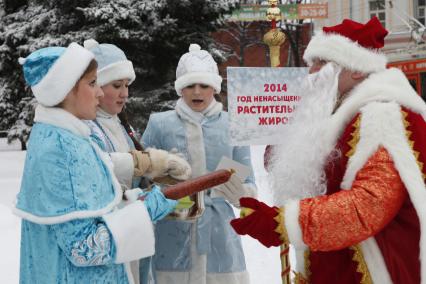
[14,106,155,284]
[86,112,153,284]
[142,107,256,283]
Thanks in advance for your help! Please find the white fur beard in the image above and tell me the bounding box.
[269,63,341,206]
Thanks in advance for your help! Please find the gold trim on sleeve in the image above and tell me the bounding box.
[274,207,289,243]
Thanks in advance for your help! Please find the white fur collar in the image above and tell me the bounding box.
[174,99,222,178]
[34,105,91,137]
[328,68,426,142]
[175,98,223,124]
[97,107,116,119]
[340,68,426,117]
[95,108,130,152]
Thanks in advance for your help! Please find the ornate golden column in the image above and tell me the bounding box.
[263,2,290,284]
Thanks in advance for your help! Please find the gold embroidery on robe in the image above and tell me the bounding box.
[402,110,426,180]
[346,115,361,158]
[350,245,373,284]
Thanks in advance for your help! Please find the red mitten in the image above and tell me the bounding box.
[230,197,282,247]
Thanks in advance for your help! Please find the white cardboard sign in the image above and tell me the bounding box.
[227,67,308,146]
[215,156,250,182]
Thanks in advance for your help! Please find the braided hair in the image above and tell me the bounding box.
[117,109,144,151]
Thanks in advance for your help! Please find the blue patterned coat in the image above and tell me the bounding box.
[14,106,155,284]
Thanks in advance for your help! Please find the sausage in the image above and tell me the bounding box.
[163,169,234,200]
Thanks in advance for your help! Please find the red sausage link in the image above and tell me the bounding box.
[163,169,233,200]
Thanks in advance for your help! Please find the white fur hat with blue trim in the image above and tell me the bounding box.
[174,43,222,96]
[19,42,94,107]
[83,39,136,87]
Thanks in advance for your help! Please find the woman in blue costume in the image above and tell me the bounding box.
[142,44,257,284]
[83,39,192,284]
[14,42,177,284]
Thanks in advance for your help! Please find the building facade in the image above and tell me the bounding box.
[312,0,426,100]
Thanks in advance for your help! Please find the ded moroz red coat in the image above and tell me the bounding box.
[282,67,426,284]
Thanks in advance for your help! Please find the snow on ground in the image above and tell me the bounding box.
[0,148,25,283]
[0,138,20,152]
[0,141,287,283]
[242,145,282,284]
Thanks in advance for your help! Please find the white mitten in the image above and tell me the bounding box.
[145,148,192,180]
[169,148,186,159]
[145,148,169,178]
[167,153,191,180]
[214,174,257,207]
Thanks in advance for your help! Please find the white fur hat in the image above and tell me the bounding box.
[19,43,94,107]
[174,44,222,96]
[303,17,388,73]
[84,39,136,86]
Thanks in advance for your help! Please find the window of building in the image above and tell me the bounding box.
[369,0,386,27]
[416,0,426,25]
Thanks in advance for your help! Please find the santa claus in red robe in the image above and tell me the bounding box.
[231,17,426,284]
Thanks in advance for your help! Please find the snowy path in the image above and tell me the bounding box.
[0,144,284,283]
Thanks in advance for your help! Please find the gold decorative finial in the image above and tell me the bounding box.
[264,0,286,67]
[263,29,286,67]
[266,7,282,22]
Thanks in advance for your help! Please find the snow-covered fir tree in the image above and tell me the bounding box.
[0,0,237,148]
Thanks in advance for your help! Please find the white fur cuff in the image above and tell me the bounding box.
[284,199,307,250]
[110,152,134,189]
[103,201,155,263]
